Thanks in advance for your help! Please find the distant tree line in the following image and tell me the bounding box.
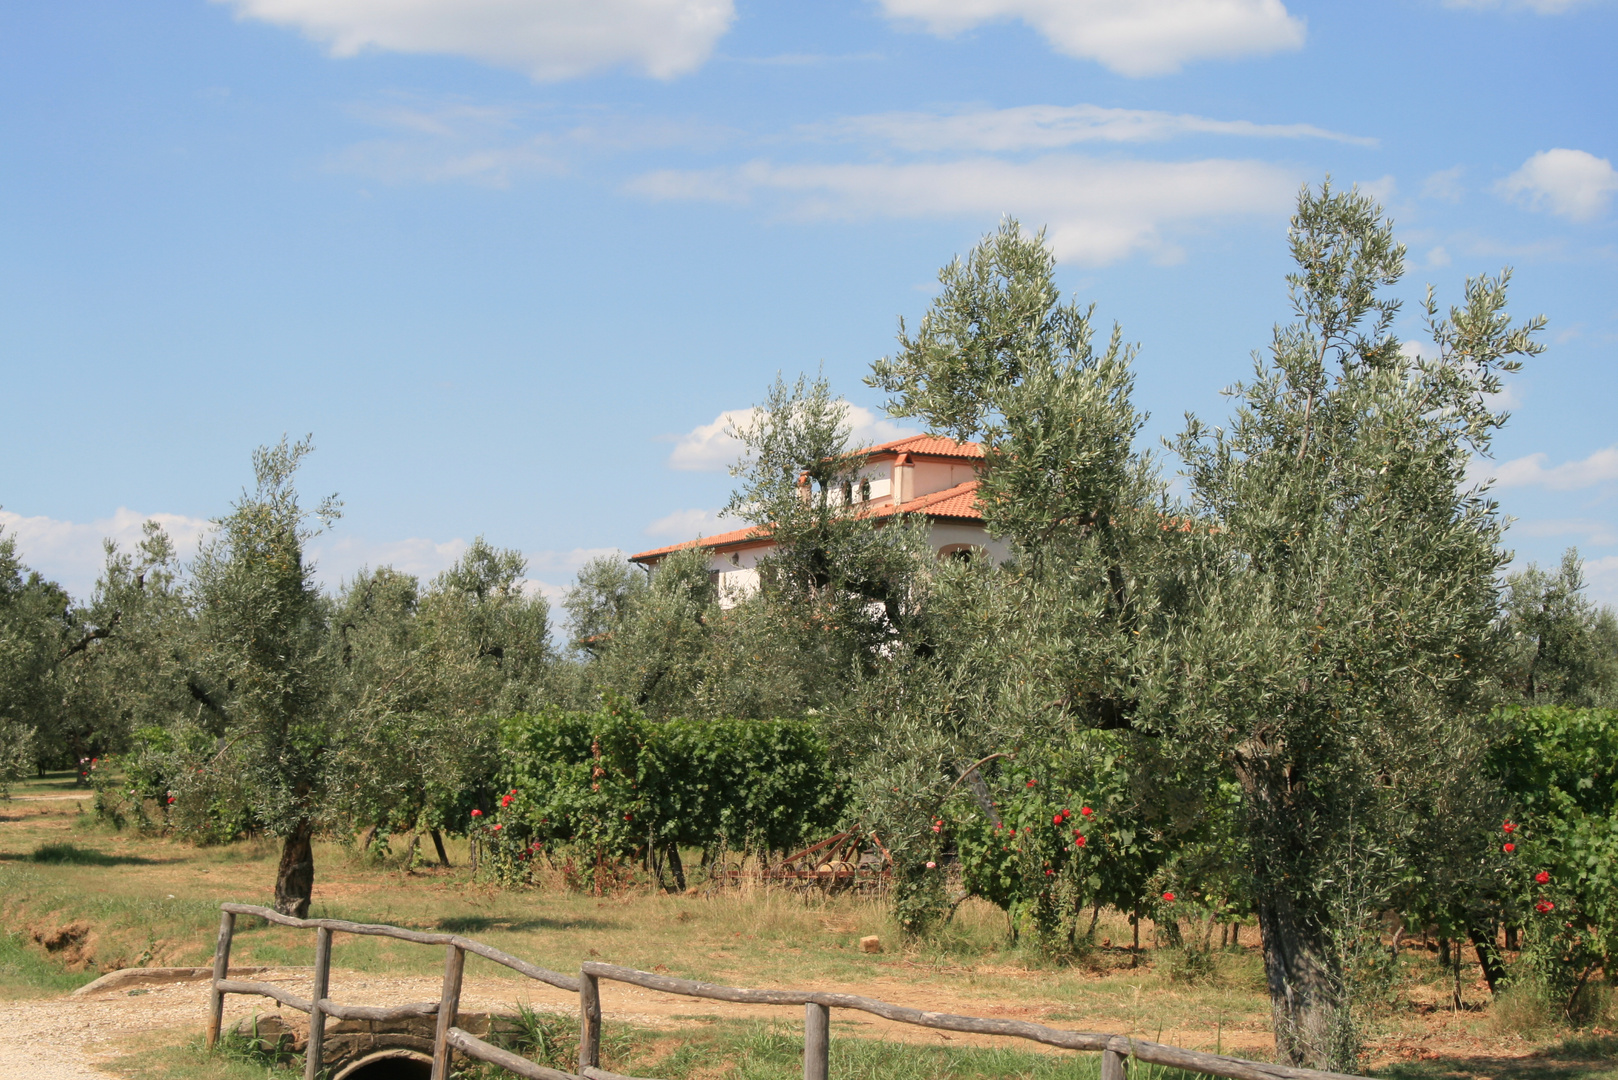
[2,184,1616,1071]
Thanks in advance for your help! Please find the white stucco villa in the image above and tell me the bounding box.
[629,434,1009,604]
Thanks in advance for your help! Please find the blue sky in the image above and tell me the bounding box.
[2,0,1615,609]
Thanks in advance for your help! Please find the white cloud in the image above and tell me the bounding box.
[667,405,918,472]
[878,0,1305,76]
[311,537,619,609]
[1497,149,1618,222]
[809,103,1372,151]
[1423,165,1466,202]
[0,506,619,619]
[667,408,759,472]
[314,537,616,583]
[630,154,1300,265]
[311,534,471,582]
[645,508,734,538]
[1487,444,1618,490]
[1425,245,1452,267]
[213,0,736,81]
[0,508,215,602]
[1583,555,1618,607]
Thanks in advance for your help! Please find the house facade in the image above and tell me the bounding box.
[629,434,1008,604]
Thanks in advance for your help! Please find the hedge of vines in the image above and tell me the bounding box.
[475,706,846,888]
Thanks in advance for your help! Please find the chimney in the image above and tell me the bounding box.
[892,453,913,507]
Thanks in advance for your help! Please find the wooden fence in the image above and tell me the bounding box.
[206,902,1367,1080]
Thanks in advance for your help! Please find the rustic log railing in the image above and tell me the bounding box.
[207,902,1368,1080]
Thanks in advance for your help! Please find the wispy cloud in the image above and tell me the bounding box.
[1497,148,1618,222]
[630,155,1301,265]
[667,405,917,472]
[333,98,734,186]
[645,508,734,538]
[1444,0,1597,13]
[1486,444,1618,490]
[212,0,736,81]
[726,52,885,66]
[878,0,1305,77]
[806,103,1372,152]
[1516,518,1618,546]
[1423,165,1467,202]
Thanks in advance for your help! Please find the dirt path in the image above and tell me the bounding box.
[0,964,1276,1079]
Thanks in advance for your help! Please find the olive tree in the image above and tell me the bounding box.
[191,437,340,916]
[330,541,558,859]
[0,526,76,781]
[1170,183,1544,1068]
[1499,548,1618,708]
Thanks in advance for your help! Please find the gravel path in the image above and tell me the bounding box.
[0,963,1277,1079]
[0,967,591,1080]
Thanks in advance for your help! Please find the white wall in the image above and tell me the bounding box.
[911,460,978,498]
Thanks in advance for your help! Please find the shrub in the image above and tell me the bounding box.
[1492,706,1618,1022]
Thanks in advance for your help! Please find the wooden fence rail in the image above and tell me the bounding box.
[206,902,1368,1080]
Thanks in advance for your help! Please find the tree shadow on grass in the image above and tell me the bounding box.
[436,914,623,934]
[0,842,173,866]
[1375,1036,1618,1080]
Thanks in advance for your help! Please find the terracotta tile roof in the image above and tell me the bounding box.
[629,480,985,564]
[629,523,772,563]
[896,479,983,519]
[864,434,984,460]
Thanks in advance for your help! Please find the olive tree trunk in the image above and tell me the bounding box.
[274,819,315,918]
[1255,891,1350,1070]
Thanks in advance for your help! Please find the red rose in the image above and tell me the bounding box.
[1502,821,1516,833]
[1535,899,1555,913]
[1503,843,1515,853]
[1162,892,1175,903]
[1053,815,1063,825]
[1535,871,1550,884]
[471,809,482,817]
[1080,807,1093,817]
[491,824,502,831]
[1026,779,1037,788]
[1075,836,1086,847]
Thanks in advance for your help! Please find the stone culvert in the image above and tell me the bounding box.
[230,1010,523,1079]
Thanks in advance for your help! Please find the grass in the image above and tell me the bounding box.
[107,1013,1212,1080]
[0,922,97,997]
[4,770,1616,1079]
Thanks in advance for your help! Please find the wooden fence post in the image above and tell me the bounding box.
[205,909,236,1049]
[804,1001,830,1080]
[1102,1048,1128,1080]
[431,942,466,1080]
[579,969,601,1072]
[304,927,332,1080]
